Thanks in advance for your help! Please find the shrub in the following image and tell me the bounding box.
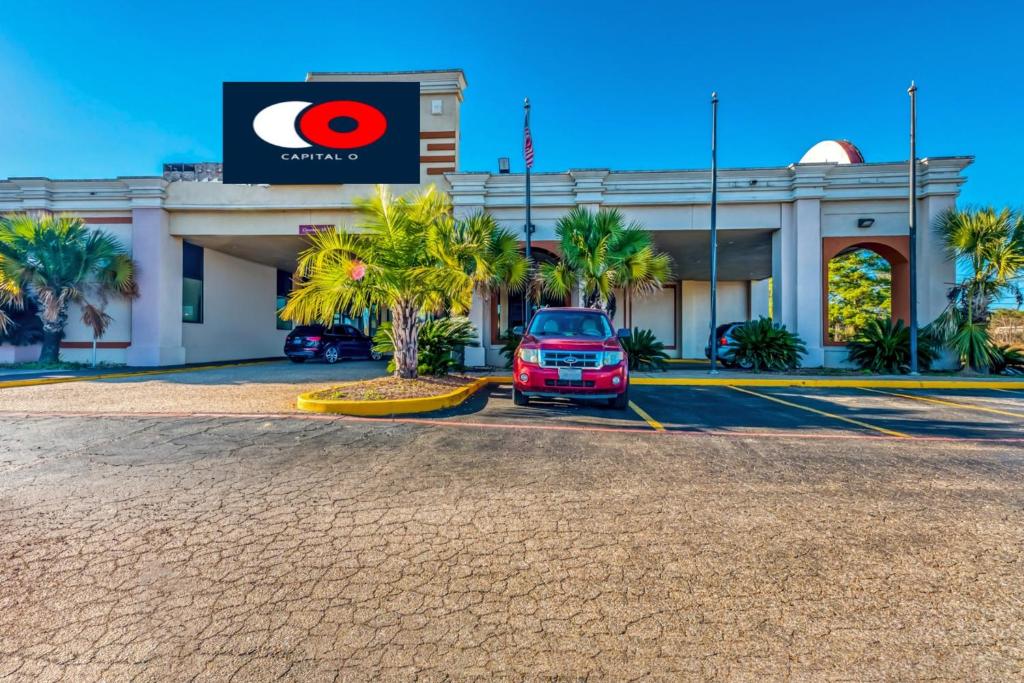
[621,328,669,371]
[373,316,478,376]
[0,298,43,346]
[991,344,1024,374]
[727,317,806,371]
[846,318,936,374]
[498,331,522,369]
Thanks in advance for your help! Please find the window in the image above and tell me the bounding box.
[182,242,203,323]
[527,310,612,339]
[276,270,293,330]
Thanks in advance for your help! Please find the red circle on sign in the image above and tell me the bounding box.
[298,100,388,149]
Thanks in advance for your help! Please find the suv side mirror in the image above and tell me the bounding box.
[617,328,631,340]
[512,326,525,336]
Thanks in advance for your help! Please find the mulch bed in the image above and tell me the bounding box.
[309,375,477,402]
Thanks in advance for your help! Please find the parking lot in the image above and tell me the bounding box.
[1,365,1022,679]
[400,382,1024,444]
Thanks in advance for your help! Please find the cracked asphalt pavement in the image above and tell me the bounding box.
[1,409,1023,680]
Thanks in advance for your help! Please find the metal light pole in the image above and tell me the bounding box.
[523,97,532,328]
[709,91,720,375]
[908,82,919,375]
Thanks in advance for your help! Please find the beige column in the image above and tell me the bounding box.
[125,208,186,366]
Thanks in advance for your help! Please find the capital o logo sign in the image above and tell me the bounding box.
[223,82,419,185]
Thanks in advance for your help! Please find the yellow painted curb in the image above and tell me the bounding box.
[0,359,279,390]
[297,377,494,416]
[630,377,1024,389]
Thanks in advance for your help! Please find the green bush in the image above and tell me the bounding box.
[498,331,522,369]
[373,316,478,376]
[727,317,806,371]
[991,344,1024,374]
[846,318,936,374]
[621,328,669,371]
[0,298,43,346]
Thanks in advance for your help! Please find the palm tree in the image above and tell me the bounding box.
[538,207,672,319]
[930,206,1024,371]
[282,185,526,379]
[0,214,138,363]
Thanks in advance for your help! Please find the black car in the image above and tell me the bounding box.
[704,321,754,369]
[284,324,383,364]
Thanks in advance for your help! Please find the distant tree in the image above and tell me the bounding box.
[828,248,892,342]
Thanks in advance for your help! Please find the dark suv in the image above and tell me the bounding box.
[704,321,753,369]
[284,324,382,364]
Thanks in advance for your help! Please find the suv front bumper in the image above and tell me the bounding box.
[513,362,628,398]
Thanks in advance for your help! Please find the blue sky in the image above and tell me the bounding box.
[0,0,1020,208]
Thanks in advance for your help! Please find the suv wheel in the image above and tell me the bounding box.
[369,349,383,361]
[323,345,340,364]
[609,388,629,410]
[513,387,530,406]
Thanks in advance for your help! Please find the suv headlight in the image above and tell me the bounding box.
[518,347,540,364]
[602,351,624,366]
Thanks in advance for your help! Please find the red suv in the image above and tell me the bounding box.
[512,307,631,409]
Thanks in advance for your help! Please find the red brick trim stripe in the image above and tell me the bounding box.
[60,341,131,349]
[419,155,456,163]
[81,217,133,224]
[426,142,456,151]
[426,167,456,175]
[419,131,456,139]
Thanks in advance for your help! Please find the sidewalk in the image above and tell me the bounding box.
[0,358,283,387]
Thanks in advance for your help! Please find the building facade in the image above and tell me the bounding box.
[0,69,971,368]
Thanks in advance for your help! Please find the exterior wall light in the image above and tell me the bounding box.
[498,157,511,174]
[857,218,875,228]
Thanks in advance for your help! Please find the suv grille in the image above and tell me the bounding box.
[539,350,600,368]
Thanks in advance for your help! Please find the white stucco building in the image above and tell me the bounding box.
[0,69,971,368]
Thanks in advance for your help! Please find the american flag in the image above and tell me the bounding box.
[523,112,534,169]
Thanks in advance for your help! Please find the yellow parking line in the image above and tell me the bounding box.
[859,387,1024,419]
[727,385,911,438]
[628,400,665,431]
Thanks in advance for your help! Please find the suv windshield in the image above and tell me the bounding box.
[528,310,612,339]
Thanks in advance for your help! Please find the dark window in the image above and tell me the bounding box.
[292,325,324,336]
[182,242,203,323]
[276,270,293,331]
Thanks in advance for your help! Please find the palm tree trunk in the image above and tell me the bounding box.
[391,302,420,379]
[606,291,618,321]
[38,306,68,364]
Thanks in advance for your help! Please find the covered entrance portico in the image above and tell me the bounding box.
[451,156,970,369]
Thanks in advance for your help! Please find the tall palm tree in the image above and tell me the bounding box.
[0,214,137,363]
[538,207,672,319]
[930,206,1024,370]
[282,185,527,379]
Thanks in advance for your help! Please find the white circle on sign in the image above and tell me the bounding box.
[253,101,313,149]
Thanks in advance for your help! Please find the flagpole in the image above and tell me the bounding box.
[908,82,919,375]
[709,91,720,375]
[524,97,532,328]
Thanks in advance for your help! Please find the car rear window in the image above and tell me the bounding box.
[528,311,612,338]
[292,325,324,336]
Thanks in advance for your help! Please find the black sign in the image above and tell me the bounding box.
[223,82,420,185]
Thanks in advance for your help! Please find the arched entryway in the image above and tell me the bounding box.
[822,236,910,345]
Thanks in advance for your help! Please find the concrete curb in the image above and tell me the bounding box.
[0,359,280,390]
[296,377,493,416]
